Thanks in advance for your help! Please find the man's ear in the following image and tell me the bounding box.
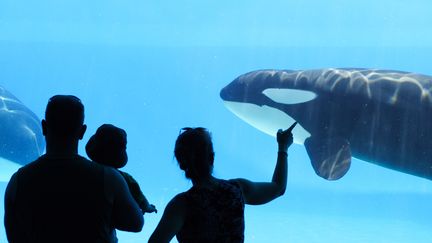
[42,119,47,136]
[209,152,215,166]
[79,124,87,140]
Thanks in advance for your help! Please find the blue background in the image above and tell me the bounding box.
[1,1,432,242]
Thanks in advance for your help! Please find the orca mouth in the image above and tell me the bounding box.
[222,100,311,144]
[221,81,317,105]
[221,83,316,144]
[220,85,233,101]
[220,82,247,103]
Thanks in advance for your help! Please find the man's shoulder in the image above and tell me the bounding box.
[16,156,46,173]
[17,154,104,176]
[118,170,137,183]
[104,166,125,182]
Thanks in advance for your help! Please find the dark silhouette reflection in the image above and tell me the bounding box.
[149,124,295,243]
[4,95,143,243]
[86,124,157,214]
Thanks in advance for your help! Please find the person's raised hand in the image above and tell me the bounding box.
[277,122,296,152]
[144,204,157,214]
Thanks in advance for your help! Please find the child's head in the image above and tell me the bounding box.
[86,124,128,168]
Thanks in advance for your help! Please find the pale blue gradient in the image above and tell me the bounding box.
[1,1,432,242]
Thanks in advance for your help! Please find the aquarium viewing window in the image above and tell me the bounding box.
[1,1,431,242]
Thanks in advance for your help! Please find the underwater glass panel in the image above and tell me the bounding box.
[1,0,432,242]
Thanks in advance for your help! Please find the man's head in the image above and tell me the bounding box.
[42,95,86,141]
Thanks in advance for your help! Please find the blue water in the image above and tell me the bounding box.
[1,1,432,242]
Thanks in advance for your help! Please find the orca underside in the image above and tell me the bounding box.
[0,86,45,181]
[220,68,432,180]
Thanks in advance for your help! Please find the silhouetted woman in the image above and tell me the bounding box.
[149,125,295,243]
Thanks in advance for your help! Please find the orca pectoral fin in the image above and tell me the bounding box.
[304,137,351,180]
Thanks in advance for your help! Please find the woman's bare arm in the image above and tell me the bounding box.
[148,194,186,243]
[232,124,294,205]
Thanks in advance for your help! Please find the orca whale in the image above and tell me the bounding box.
[220,68,432,180]
[0,86,45,181]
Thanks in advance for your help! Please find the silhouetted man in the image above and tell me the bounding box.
[4,95,143,243]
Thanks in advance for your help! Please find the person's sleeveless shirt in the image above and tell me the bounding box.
[14,155,114,243]
[176,179,245,243]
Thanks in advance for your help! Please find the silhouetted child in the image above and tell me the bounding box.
[86,124,157,214]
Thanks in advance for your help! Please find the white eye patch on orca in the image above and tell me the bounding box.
[262,88,317,105]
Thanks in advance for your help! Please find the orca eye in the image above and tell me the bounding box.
[262,88,316,104]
